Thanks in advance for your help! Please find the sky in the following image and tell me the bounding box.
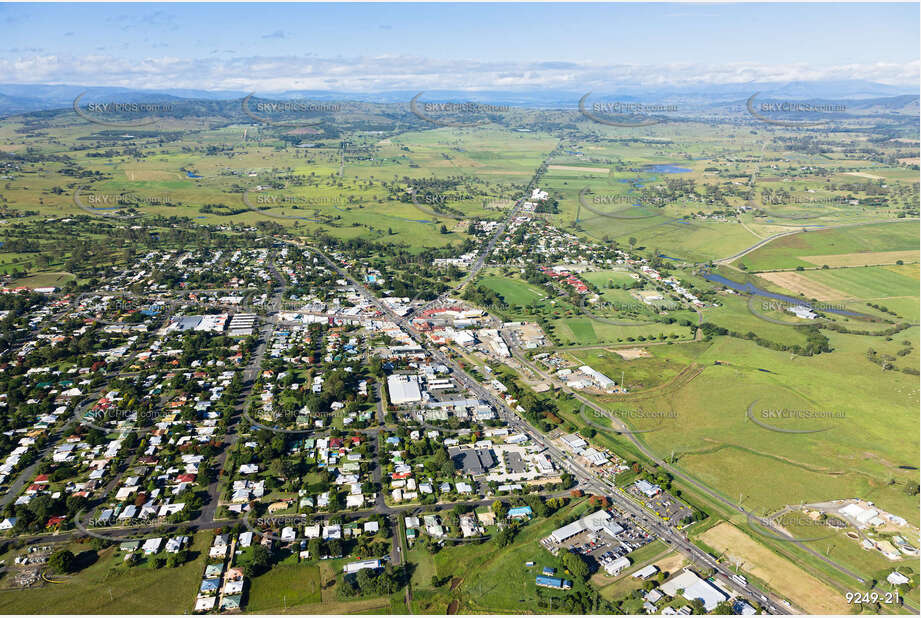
[0,2,918,92]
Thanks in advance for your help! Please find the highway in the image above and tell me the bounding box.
[300,238,795,615]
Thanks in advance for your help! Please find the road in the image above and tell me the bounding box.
[414,193,526,315]
[508,334,919,614]
[299,239,795,615]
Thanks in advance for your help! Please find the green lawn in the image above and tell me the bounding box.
[406,500,597,614]
[245,563,322,612]
[478,276,548,306]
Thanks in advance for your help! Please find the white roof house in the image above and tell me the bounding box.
[560,433,587,450]
[633,565,660,579]
[142,537,163,554]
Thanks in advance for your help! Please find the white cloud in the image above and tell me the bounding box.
[0,53,916,92]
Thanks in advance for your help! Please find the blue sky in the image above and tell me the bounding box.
[1,3,918,91]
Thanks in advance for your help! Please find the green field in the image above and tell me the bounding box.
[245,563,322,611]
[0,533,212,614]
[567,342,706,392]
[407,500,597,614]
[478,275,548,306]
[798,264,919,299]
[552,317,692,346]
[737,221,919,271]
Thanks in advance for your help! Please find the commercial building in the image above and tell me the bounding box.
[448,446,496,475]
[548,509,612,543]
[604,556,631,576]
[387,374,422,405]
[661,569,728,612]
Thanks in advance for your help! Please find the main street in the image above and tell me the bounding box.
[298,235,794,615]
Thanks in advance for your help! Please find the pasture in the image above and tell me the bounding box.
[737,221,919,271]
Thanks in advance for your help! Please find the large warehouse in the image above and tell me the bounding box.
[387,374,422,405]
[548,509,613,544]
[448,445,497,475]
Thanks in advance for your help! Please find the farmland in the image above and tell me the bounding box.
[736,221,919,271]
[0,75,917,617]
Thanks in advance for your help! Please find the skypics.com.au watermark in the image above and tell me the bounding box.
[84,192,172,206]
[75,407,164,434]
[759,408,846,421]
[584,405,677,435]
[241,94,341,127]
[605,300,682,313]
[578,93,679,127]
[73,92,175,128]
[746,296,835,327]
[760,300,847,314]
[240,189,336,222]
[746,399,845,435]
[243,512,309,542]
[250,194,344,208]
[410,92,509,127]
[758,195,852,220]
[410,190,463,219]
[577,187,661,221]
[746,93,847,127]
[611,409,679,420]
[746,511,837,543]
[74,510,183,542]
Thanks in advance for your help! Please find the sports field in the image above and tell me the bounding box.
[478,276,548,306]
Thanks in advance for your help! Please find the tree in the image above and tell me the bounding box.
[48,549,75,573]
[250,544,272,575]
[439,224,448,234]
[356,567,374,590]
[712,601,735,614]
[491,499,508,520]
[308,537,321,559]
[561,551,589,581]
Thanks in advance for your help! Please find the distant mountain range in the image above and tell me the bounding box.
[0,80,916,116]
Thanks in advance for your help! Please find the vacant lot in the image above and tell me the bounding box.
[245,563,322,612]
[0,535,211,614]
[613,347,651,360]
[842,171,884,180]
[697,522,850,614]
